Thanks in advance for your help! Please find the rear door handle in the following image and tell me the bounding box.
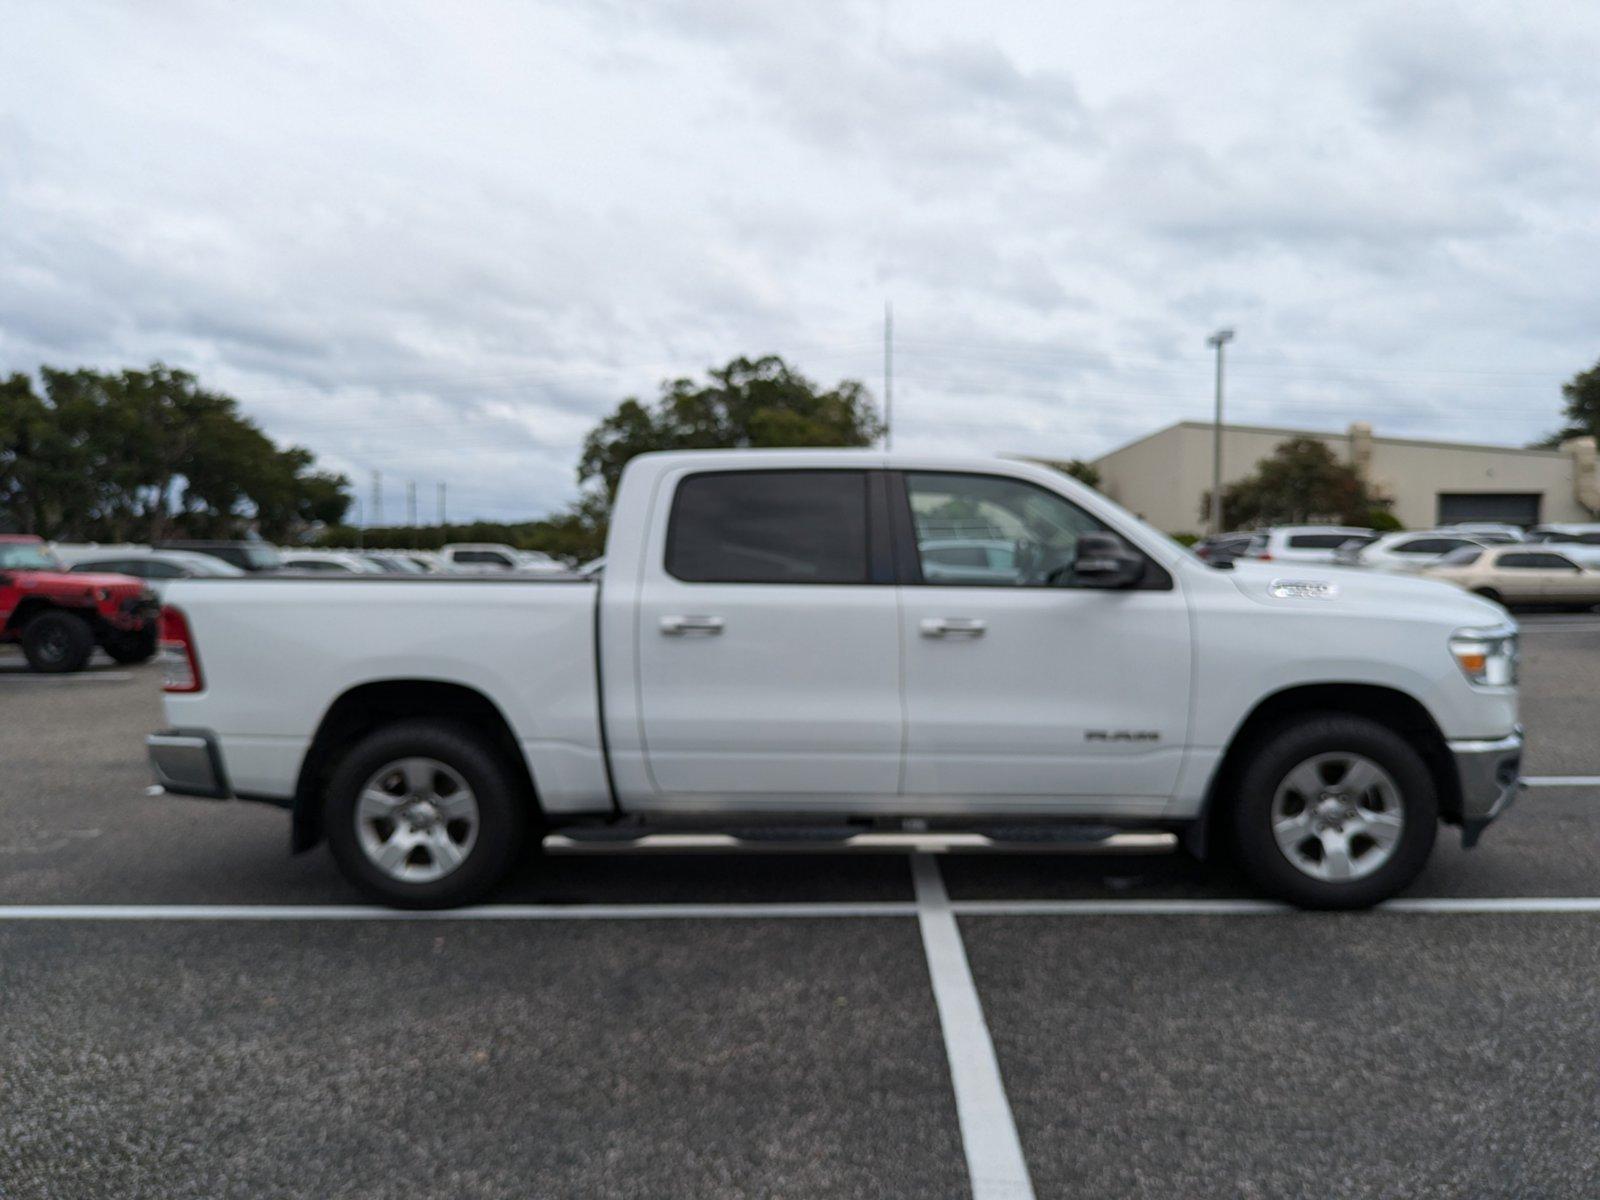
[920,617,986,638]
[660,614,725,636]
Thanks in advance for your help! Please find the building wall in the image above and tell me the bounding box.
[1070,421,1597,534]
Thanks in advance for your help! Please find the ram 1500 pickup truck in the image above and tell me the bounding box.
[147,451,1522,909]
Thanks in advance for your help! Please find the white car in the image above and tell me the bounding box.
[1340,531,1492,572]
[60,546,244,598]
[279,550,385,574]
[148,449,1520,912]
[1243,526,1375,563]
[439,543,566,574]
[1437,523,1524,543]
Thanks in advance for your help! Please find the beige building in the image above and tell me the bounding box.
[1044,420,1600,534]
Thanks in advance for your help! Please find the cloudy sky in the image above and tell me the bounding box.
[5,1,1600,522]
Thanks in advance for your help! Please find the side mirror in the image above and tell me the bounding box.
[1068,532,1145,589]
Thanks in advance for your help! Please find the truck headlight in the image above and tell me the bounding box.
[1449,625,1518,687]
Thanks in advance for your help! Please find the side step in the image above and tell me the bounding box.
[546,825,1176,855]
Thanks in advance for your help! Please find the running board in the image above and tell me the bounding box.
[544,829,1177,855]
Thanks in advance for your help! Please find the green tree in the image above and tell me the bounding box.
[0,364,351,541]
[1538,356,1600,446]
[579,355,884,501]
[1060,458,1101,489]
[1205,437,1391,529]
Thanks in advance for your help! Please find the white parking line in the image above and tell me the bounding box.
[1524,776,1600,788]
[10,895,1600,920]
[0,902,919,921]
[912,855,1035,1200]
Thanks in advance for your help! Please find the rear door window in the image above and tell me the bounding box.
[666,470,870,584]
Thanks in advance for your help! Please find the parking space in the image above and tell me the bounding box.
[0,920,966,1200]
[3,617,1600,1198]
[966,913,1600,1198]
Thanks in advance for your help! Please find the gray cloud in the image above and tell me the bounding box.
[3,0,1600,523]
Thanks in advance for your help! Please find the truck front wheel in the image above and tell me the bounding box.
[20,610,95,673]
[1230,714,1437,910]
[324,720,530,908]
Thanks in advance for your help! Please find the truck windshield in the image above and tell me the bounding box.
[0,543,62,570]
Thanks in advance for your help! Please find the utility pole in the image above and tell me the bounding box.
[406,481,417,527]
[437,482,446,527]
[1207,328,1235,536]
[372,470,382,528]
[883,300,894,450]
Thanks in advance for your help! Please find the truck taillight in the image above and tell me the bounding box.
[160,605,203,693]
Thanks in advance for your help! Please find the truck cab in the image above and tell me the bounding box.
[147,451,1522,909]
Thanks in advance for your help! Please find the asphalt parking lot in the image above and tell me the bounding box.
[4,616,1600,1199]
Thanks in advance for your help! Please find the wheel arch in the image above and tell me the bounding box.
[1188,682,1460,857]
[291,679,540,853]
[5,597,90,634]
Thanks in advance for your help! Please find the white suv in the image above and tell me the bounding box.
[1244,526,1375,564]
[1340,531,1492,572]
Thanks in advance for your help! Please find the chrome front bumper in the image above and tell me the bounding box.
[1448,728,1523,848]
[147,729,231,800]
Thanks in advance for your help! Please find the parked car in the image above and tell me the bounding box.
[279,550,385,574]
[156,539,283,573]
[1193,532,1254,564]
[62,547,244,598]
[439,543,565,574]
[1243,526,1376,563]
[918,538,1020,584]
[1422,544,1600,609]
[148,450,1521,912]
[0,535,160,672]
[361,553,430,574]
[1337,531,1491,572]
[1527,523,1600,546]
[1436,523,1524,543]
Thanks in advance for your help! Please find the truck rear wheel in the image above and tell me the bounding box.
[324,720,530,908]
[1230,714,1437,910]
[20,610,95,673]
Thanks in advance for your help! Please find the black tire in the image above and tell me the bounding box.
[1473,587,1504,606]
[103,624,159,664]
[20,610,95,673]
[325,719,531,908]
[1230,714,1437,910]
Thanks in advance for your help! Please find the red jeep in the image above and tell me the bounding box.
[0,535,161,672]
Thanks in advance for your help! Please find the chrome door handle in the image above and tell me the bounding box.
[660,614,725,636]
[920,617,986,638]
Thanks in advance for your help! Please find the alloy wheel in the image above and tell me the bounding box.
[1270,752,1405,883]
[355,757,480,884]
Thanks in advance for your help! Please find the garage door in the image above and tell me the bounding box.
[1436,492,1542,525]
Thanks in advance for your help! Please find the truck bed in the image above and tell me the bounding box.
[161,574,609,811]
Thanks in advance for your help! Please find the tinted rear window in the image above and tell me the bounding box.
[666,470,869,584]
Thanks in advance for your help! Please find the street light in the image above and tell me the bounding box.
[1207,328,1235,535]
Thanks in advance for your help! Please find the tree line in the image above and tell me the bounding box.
[317,355,886,560]
[0,365,351,542]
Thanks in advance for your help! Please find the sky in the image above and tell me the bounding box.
[4,0,1600,523]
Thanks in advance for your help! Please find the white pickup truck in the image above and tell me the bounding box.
[147,450,1522,909]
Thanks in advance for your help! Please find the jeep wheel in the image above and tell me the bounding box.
[324,720,531,908]
[21,610,95,673]
[103,624,159,664]
[1231,714,1437,909]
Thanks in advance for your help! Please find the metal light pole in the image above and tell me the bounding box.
[1207,328,1235,535]
[883,300,894,450]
